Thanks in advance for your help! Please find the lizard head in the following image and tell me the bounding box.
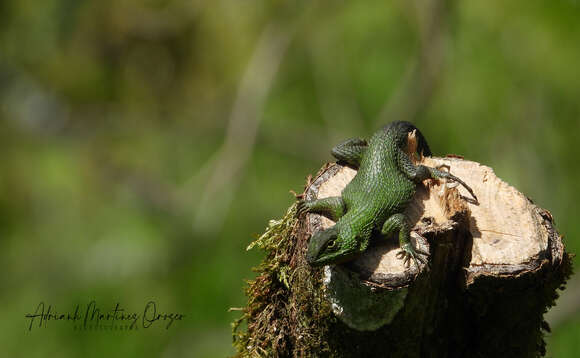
[306,225,366,267]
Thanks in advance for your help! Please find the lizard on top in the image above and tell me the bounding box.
[299,121,477,268]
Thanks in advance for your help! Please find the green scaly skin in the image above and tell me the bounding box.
[299,121,478,268]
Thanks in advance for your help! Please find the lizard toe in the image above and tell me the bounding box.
[296,200,309,216]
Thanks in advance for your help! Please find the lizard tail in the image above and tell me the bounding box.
[413,126,432,157]
[383,121,432,157]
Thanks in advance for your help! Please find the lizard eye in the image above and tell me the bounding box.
[327,239,336,249]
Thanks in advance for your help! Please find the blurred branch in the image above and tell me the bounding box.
[377,0,453,123]
[191,21,296,236]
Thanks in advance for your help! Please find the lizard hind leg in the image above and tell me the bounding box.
[331,137,368,168]
[380,213,429,268]
[297,196,346,222]
[428,167,478,204]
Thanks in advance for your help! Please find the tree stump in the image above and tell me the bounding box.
[302,157,571,357]
[233,157,572,358]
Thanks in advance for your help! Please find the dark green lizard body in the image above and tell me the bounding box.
[299,121,477,267]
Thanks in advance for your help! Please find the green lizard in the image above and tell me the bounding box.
[299,121,477,268]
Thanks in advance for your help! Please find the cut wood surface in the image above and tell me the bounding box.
[306,156,556,288]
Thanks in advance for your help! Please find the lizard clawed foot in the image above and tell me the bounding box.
[434,167,478,204]
[396,243,429,269]
[297,199,311,216]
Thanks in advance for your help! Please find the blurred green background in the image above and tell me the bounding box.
[2,0,579,357]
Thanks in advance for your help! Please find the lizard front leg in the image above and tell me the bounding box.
[381,213,429,268]
[297,196,347,222]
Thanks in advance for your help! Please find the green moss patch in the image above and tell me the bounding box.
[232,203,333,357]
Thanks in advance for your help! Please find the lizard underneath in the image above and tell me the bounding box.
[299,121,477,268]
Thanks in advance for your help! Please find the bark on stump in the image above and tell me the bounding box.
[297,157,572,357]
